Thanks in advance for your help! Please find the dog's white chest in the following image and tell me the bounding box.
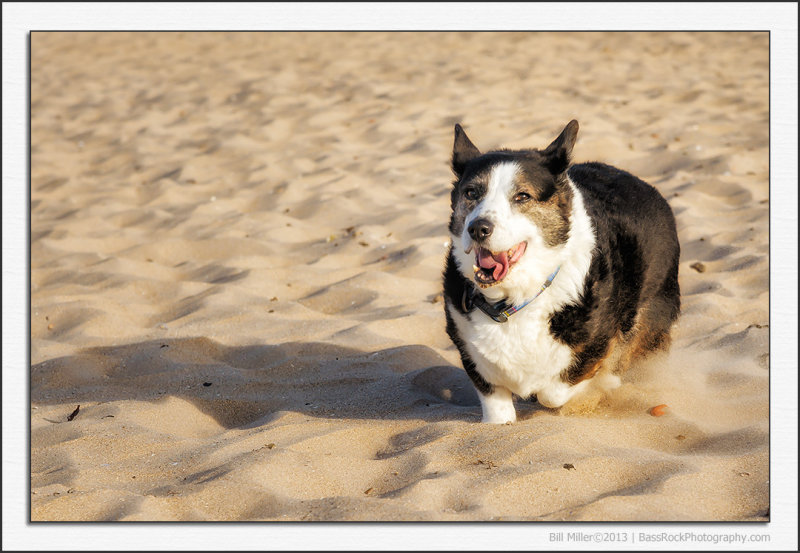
[450,303,574,398]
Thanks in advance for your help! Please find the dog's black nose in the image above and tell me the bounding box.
[468,218,494,241]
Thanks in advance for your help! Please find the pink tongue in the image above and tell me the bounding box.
[477,248,509,281]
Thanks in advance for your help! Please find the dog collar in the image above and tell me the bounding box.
[461,266,561,323]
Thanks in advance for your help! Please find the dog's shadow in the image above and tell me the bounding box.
[30,337,528,428]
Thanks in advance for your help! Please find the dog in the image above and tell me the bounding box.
[443,120,680,423]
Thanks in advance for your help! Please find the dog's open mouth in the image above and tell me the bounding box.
[472,241,527,287]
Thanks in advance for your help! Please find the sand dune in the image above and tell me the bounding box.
[31,32,769,521]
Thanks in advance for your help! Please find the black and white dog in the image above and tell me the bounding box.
[443,120,680,423]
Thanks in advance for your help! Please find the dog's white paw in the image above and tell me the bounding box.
[478,387,517,424]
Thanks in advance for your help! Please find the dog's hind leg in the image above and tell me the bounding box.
[622,256,681,367]
[618,291,680,371]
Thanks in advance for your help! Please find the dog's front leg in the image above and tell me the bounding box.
[478,386,516,424]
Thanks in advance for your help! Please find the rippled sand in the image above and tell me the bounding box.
[31,32,768,521]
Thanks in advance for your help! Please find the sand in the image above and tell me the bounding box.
[30,32,770,522]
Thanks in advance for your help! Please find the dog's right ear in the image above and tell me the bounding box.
[542,119,579,175]
[452,124,481,178]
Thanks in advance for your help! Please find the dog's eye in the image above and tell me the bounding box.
[464,188,479,201]
[514,192,532,203]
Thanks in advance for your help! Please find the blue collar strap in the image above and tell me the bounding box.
[462,266,561,323]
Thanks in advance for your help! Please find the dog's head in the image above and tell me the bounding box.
[449,120,579,300]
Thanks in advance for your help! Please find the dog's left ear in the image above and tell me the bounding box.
[542,119,579,175]
[452,124,481,178]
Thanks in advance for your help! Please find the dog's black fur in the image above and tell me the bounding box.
[548,162,680,384]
